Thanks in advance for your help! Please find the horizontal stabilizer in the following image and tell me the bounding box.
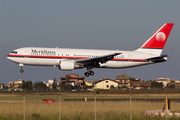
[145,54,171,62]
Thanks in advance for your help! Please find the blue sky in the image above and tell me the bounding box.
[0,1,180,85]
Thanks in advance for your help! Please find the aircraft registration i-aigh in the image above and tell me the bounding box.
[7,23,174,77]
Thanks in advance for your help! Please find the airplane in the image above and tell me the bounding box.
[7,23,174,77]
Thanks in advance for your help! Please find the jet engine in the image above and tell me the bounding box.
[59,61,75,70]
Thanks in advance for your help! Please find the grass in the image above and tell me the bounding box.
[0,93,180,100]
[0,93,180,119]
[0,98,180,120]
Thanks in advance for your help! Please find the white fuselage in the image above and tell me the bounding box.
[7,47,160,69]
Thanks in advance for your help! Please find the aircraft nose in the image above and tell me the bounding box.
[7,56,12,60]
[7,54,13,60]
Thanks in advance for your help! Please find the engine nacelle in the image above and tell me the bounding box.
[59,61,75,70]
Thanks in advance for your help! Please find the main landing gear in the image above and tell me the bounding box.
[84,66,94,77]
[19,64,24,73]
[84,71,94,77]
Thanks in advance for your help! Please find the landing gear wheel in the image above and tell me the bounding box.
[84,72,90,77]
[20,69,24,73]
[90,71,94,76]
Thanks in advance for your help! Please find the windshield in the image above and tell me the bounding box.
[11,51,17,54]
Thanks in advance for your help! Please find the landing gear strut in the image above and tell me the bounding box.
[84,66,94,77]
[19,64,24,73]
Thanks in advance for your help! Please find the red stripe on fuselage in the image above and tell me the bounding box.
[7,54,148,62]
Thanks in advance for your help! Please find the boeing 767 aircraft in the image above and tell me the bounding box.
[7,23,174,77]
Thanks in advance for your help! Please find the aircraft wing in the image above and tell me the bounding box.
[76,53,121,66]
[145,54,171,62]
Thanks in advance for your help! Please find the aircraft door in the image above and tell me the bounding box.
[24,50,29,58]
[128,54,133,61]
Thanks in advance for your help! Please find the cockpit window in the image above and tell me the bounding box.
[11,51,17,54]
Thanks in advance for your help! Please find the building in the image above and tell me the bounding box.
[60,73,85,88]
[48,80,55,85]
[56,82,61,90]
[44,79,56,88]
[175,80,180,83]
[8,81,14,87]
[0,83,4,89]
[154,77,171,88]
[14,79,24,88]
[168,83,180,89]
[115,73,130,88]
[8,79,24,88]
[85,81,93,87]
[129,81,141,89]
[94,78,118,89]
[129,81,152,89]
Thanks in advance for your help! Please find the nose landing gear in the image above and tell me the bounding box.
[20,69,24,73]
[19,64,24,73]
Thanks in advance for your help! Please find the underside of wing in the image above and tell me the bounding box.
[75,53,121,66]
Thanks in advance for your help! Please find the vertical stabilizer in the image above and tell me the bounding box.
[136,23,174,55]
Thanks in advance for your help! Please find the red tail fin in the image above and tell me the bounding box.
[141,23,174,49]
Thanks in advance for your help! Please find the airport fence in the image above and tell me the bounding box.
[0,89,180,120]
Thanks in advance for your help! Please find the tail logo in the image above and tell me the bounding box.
[156,32,166,41]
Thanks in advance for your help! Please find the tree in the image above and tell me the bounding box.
[121,85,127,88]
[74,85,81,91]
[66,75,71,91]
[60,81,67,91]
[60,81,73,91]
[34,81,46,91]
[22,80,33,90]
[130,77,140,81]
[168,84,175,89]
[152,81,163,88]
[110,85,115,89]
[52,83,57,90]
[52,77,57,90]
[147,79,152,82]
[3,86,8,90]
